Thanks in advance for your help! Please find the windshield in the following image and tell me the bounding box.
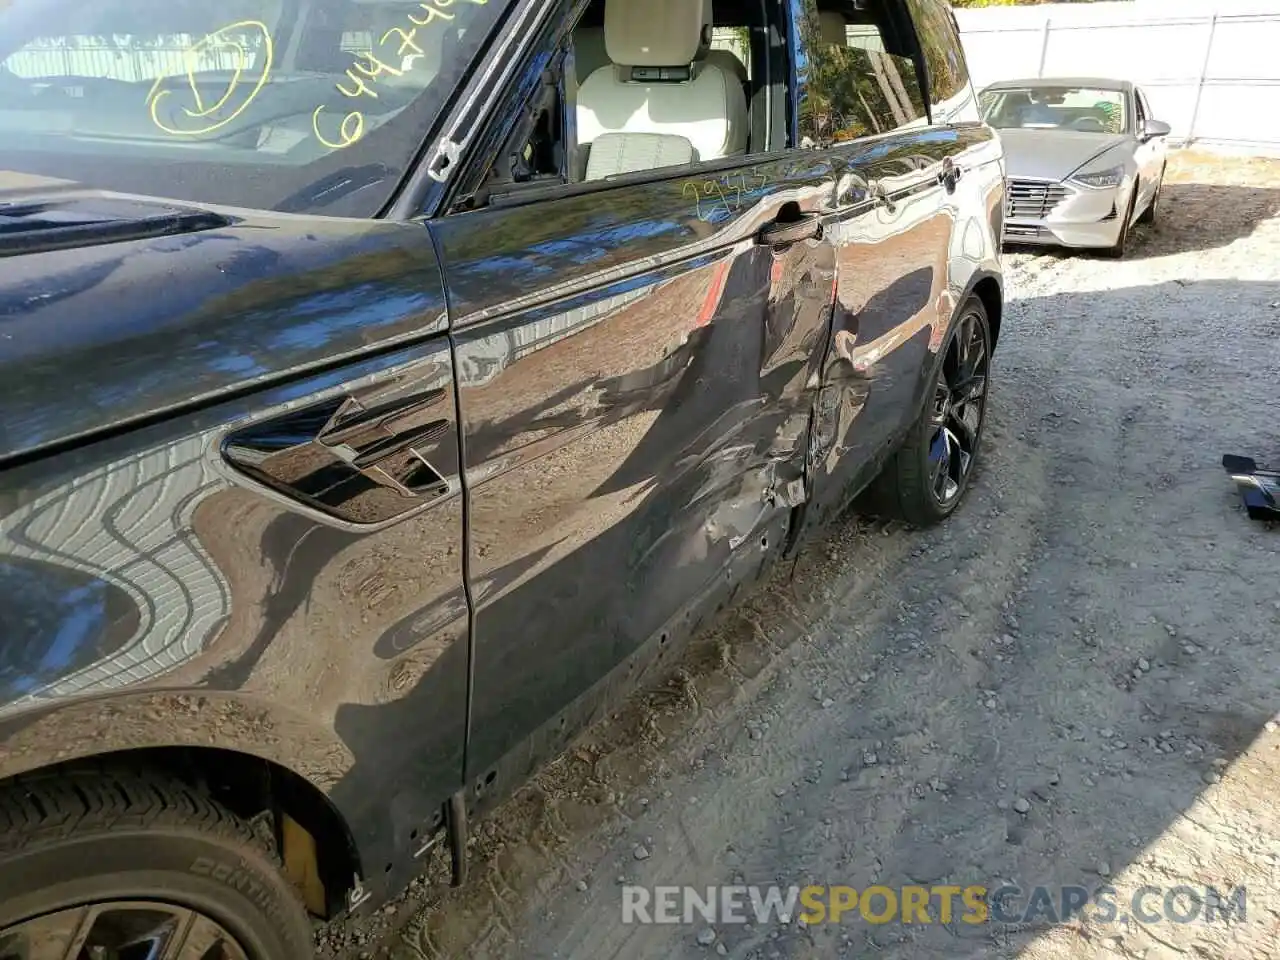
[979,86,1128,135]
[0,0,506,217]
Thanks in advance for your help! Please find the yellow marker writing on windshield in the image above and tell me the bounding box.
[147,20,274,137]
[312,106,365,150]
[336,51,404,100]
[409,2,456,27]
[311,0,490,150]
[382,26,425,57]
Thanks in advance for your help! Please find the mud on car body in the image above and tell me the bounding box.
[0,0,1003,955]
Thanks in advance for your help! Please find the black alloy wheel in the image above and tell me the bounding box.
[863,294,993,526]
[0,903,249,960]
[926,307,989,509]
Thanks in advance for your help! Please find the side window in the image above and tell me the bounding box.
[795,0,928,149]
[1142,90,1157,122]
[903,0,969,115]
[709,26,752,82]
[1133,90,1147,130]
[451,0,775,211]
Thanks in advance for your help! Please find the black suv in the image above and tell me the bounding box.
[0,0,1003,955]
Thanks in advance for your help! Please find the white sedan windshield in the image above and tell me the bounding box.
[979,86,1128,135]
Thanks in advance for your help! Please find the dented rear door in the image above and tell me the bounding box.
[431,153,838,794]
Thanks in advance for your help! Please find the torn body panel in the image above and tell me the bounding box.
[430,151,838,795]
[805,124,1006,528]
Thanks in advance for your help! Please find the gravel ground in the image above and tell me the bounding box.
[319,150,1280,960]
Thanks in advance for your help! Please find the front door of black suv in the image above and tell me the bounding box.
[428,0,840,802]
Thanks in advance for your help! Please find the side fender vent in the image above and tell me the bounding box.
[222,369,459,527]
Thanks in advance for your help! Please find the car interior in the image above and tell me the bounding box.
[984,89,1126,135]
[569,0,756,181]
[463,0,921,206]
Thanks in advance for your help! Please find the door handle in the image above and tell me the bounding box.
[870,182,897,214]
[756,213,823,248]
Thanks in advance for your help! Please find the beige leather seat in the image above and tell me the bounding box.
[576,0,749,180]
[576,2,745,85]
[704,48,747,84]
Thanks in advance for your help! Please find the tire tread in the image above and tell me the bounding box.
[0,766,264,860]
[0,765,313,959]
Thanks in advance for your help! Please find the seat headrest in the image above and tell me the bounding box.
[605,0,706,67]
[818,10,847,46]
[694,0,714,61]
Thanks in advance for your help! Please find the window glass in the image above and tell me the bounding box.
[709,26,751,81]
[0,0,507,216]
[980,86,1129,135]
[903,0,967,111]
[794,1,927,149]
[473,0,768,205]
[1139,90,1155,122]
[1138,89,1160,131]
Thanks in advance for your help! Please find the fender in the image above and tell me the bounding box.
[908,266,1004,427]
[0,687,356,791]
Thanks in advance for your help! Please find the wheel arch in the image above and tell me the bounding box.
[0,693,362,919]
[965,271,1004,350]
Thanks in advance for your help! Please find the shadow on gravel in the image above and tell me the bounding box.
[937,277,1280,959]
[1005,183,1280,262]
[1135,182,1280,259]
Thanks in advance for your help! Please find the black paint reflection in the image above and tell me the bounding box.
[433,150,839,786]
[1,335,470,906]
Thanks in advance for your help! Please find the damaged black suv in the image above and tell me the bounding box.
[0,0,1003,954]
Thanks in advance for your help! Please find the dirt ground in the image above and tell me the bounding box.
[318,150,1280,960]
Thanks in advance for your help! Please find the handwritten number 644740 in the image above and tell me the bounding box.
[313,0,490,150]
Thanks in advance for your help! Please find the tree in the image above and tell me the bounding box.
[793,0,929,146]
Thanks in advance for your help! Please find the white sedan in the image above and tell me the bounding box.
[979,77,1171,257]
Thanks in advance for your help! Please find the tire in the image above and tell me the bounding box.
[1100,188,1137,259]
[0,767,313,960]
[862,295,992,527]
[1137,166,1164,225]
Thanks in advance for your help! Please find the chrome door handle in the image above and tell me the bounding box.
[756,214,823,248]
[870,183,896,214]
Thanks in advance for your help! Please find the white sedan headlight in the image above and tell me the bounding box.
[1069,165,1124,189]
